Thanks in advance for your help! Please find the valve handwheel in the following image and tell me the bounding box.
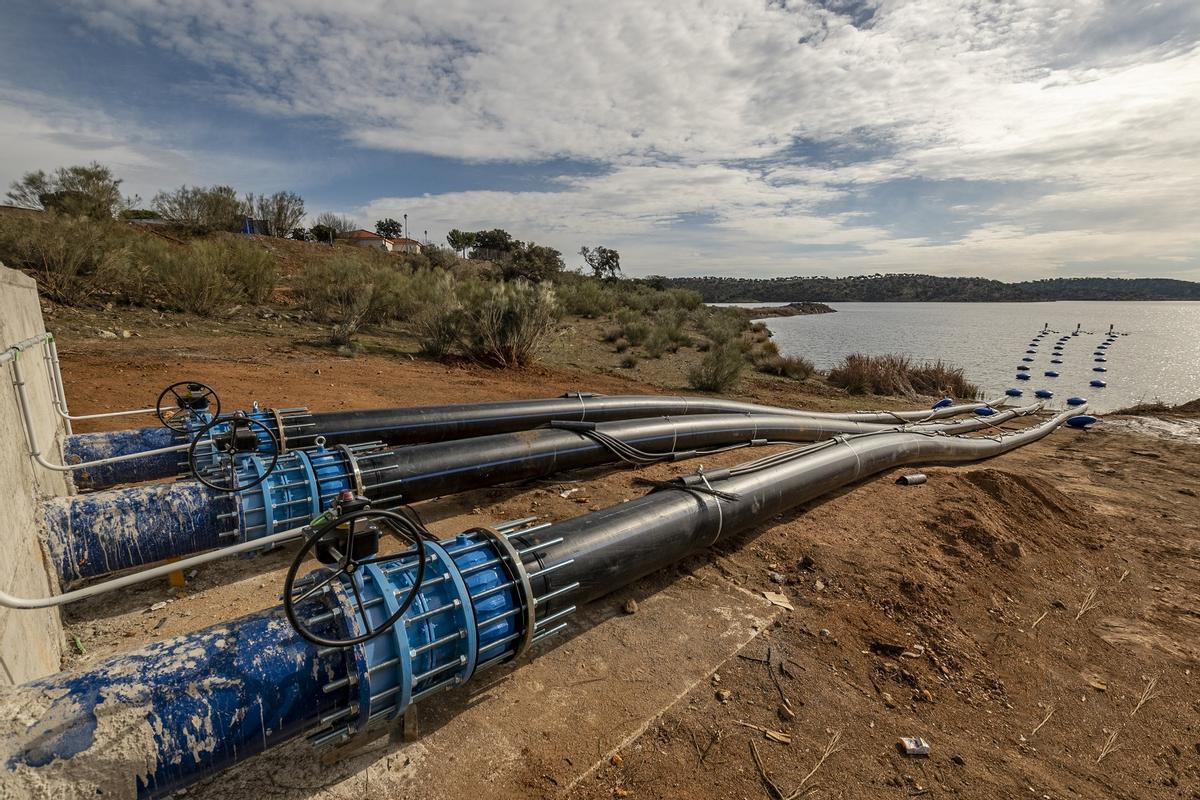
[283,506,428,648]
[157,381,221,431]
[187,412,279,492]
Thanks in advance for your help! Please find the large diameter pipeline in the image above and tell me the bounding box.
[65,393,992,490]
[521,405,1082,606]
[43,407,1033,585]
[2,409,1078,798]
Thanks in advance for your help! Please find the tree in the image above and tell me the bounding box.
[314,212,356,236]
[469,228,516,260]
[446,228,476,257]
[375,218,403,238]
[309,224,337,244]
[152,185,243,233]
[7,162,132,219]
[503,243,565,283]
[579,245,621,280]
[246,191,306,237]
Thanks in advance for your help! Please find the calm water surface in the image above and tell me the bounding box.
[723,302,1200,414]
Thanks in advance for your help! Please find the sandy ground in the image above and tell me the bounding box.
[46,308,1200,800]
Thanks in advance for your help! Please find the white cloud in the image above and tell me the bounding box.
[27,1,1200,276]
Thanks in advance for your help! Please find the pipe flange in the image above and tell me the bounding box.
[336,444,365,496]
[465,525,537,667]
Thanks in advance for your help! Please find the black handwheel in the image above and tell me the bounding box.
[157,381,221,432]
[188,412,279,492]
[283,508,428,648]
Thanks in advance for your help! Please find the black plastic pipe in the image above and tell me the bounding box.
[0,408,1077,798]
[66,393,994,490]
[516,406,1081,607]
[43,407,1035,584]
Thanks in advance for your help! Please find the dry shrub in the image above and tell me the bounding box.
[458,279,560,367]
[557,275,616,317]
[156,238,277,314]
[688,340,744,392]
[829,353,978,398]
[411,271,462,358]
[0,213,128,304]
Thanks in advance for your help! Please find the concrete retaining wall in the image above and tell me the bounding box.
[0,264,66,683]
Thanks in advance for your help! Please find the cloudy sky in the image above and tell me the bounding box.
[2,1,1198,279]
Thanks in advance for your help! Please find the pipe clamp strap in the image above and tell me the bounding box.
[270,408,289,453]
[547,420,597,432]
[466,525,536,665]
[336,444,365,496]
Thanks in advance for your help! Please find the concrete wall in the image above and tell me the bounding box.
[0,264,66,684]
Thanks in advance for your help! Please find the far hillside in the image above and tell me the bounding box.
[665,274,1200,302]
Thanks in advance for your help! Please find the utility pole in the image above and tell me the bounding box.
[403,213,408,240]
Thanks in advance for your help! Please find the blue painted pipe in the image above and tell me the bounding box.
[2,530,521,798]
[41,482,233,585]
[1090,379,1107,387]
[63,427,182,490]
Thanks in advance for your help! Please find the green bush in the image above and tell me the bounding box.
[615,309,651,346]
[293,254,379,341]
[697,306,749,344]
[220,238,276,304]
[644,328,670,358]
[155,238,277,314]
[755,353,816,381]
[620,354,639,369]
[108,234,171,305]
[688,340,745,392]
[557,276,616,317]
[155,243,229,315]
[0,213,129,304]
[411,272,462,358]
[458,279,560,367]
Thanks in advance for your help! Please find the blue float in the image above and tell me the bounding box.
[1066,415,1099,429]
[1093,366,1107,372]
[1017,365,1030,371]
[1050,359,1063,364]
[1090,379,1107,387]
[1095,357,1106,362]
[1044,371,1059,377]
[931,397,954,409]
[974,407,997,416]
[1005,388,1023,397]
[1067,396,1087,406]
[1025,349,1037,354]
[1035,389,1054,399]
[1022,357,1034,362]
[1016,373,1031,380]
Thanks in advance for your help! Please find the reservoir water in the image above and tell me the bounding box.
[725,301,1200,414]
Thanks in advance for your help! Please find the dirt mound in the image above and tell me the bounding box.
[924,467,1095,565]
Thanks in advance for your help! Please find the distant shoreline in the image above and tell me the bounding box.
[731,301,835,318]
[667,274,1200,303]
